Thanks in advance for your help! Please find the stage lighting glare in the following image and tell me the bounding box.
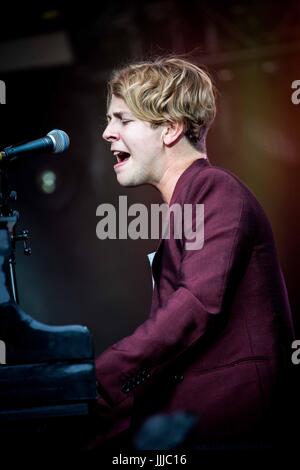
[38,170,57,194]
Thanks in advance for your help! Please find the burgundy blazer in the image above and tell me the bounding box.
[92,158,294,447]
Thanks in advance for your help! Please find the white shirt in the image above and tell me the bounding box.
[147,251,156,289]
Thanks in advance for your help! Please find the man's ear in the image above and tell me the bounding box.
[162,121,185,146]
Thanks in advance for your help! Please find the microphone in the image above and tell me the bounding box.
[0,129,70,162]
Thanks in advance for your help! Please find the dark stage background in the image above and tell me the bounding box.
[0,0,299,368]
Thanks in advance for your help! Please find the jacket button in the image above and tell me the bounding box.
[174,374,184,383]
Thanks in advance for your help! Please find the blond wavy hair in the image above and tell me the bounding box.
[107,56,217,152]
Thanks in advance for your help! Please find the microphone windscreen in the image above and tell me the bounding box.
[47,129,70,154]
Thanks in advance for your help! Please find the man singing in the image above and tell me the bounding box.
[90,56,294,449]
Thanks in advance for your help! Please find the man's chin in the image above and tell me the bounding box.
[115,170,146,187]
[116,175,136,187]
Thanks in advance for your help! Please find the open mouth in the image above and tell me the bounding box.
[114,151,131,164]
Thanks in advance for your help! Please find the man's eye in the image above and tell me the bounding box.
[121,120,132,125]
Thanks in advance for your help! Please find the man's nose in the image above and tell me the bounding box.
[102,123,119,142]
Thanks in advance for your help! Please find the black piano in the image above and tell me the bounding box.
[0,214,98,453]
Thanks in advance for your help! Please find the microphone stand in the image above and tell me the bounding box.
[0,161,31,304]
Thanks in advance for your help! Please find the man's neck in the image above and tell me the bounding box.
[156,152,207,205]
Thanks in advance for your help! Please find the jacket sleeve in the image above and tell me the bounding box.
[95,170,252,407]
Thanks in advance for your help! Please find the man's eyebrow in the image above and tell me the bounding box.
[106,111,132,120]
